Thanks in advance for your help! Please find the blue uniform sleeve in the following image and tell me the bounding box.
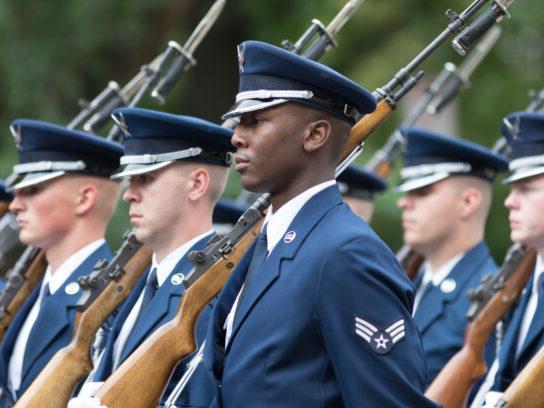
[314,233,441,408]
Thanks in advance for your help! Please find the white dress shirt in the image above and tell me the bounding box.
[8,239,105,395]
[111,230,212,369]
[413,252,464,314]
[224,180,336,346]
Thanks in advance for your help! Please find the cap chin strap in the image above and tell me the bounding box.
[13,160,86,174]
[509,155,544,171]
[401,162,472,179]
[120,147,203,165]
[236,90,313,102]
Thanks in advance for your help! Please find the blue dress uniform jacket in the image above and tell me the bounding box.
[413,242,498,385]
[204,186,440,408]
[491,270,544,391]
[93,234,215,408]
[0,242,112,405]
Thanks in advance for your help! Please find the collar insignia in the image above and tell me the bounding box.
[440,278,457,294]
[171,273,184,286]
[283,230,296,244]
[65,282,80,295]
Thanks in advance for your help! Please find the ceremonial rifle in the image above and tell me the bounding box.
[93,1,515,406]
[0,247,47,341]
[0,213,25,279]
[365,25,502,280]
[496,334,544,407]
[0,0,225,349]
[14,4,227,400]
[13,232,152,408]
[67,0,226,140]
[424,244,536,408]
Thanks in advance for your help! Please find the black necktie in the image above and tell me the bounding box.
[23,283,51,372]
[235,227,268,316]
[133,268,158,327]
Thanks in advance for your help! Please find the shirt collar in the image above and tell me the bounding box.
[150,230,213,287]
[531,255,544,294]
[421,252,465,287]
[43,239,105,295]
[263,180,336,253]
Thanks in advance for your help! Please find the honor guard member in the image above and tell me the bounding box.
[337,164,387,222]
[473,112,544,407]
[396,128,508,386]
[203,40,440,408]
[0,120,123,406]
[68,107,233,408]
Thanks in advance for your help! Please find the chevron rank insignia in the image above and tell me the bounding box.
[354,316,406,354]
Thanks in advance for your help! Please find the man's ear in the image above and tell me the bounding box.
[75,184,98,216]
[302,119,331,153]
[459,187,482,219]
[187,168,210,202]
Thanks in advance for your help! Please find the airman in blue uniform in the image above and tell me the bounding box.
[337,164,387,222]
[472,112,544,407]
[396,127,508,387]
[203,40,440,408]
[67,108,234,408]
[0,120,123,406]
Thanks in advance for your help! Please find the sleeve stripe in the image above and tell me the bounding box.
[355,317,378,332]
[385,319,404,333]
[389,326,405,337]
[355,329,371,342]
[355,323,375,337]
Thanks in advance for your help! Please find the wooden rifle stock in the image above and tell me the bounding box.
[14,241,152,408]
[498,343,544,407]
[339,99,395,162]
[94,219,263,408]
[0,249,47,341]
[396,245,425,281]
[425,246,536,408]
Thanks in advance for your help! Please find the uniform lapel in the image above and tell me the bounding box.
[21,243,111,380]
[225,186,342,353]
[92,270,148,381]
[119,233,213,362]
[414,242,490,334]
[0,287,40,389]
[497,274,532,380]
[515,272,544,367]
[204,245,253,383]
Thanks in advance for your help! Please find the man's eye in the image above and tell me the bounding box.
[20,185,40,196]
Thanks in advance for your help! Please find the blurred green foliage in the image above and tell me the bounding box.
[0,0,542,262]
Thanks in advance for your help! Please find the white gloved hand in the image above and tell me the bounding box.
[482,391,503,407]
[67,382,106,408]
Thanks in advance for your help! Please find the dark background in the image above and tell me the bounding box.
[0,0,542,262]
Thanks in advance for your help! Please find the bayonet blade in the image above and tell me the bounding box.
[326,0,365,37]
[184,0,227,55]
